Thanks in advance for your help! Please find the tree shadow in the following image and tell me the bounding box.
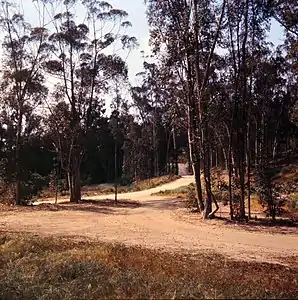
[80,199,141,208]
[141,197,185,210]
[219,216,297,235]
[37,203,115,214]
[12,199,141,215]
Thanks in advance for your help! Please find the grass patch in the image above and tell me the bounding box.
[152,183,197,208]
[127,174,181,192]
[152,183,195,198]
[0,233,297,299]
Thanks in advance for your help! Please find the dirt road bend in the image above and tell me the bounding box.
[1,176,297,265]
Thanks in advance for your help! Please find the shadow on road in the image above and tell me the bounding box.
[2,199,141,215]
[141,197,185,210]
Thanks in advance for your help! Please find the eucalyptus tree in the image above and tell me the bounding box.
[0,0,49,204]
[43,0,136,202]
[146,0,298,221]
[146,0,227,218]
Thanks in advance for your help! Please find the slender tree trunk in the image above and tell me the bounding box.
[238,151,246,219]
[255,119,258,167]
[202,120,213,219]
[247,116,252,220]
[173,128,178,175]
[15,108,23,205]
[187,104,204,211]
[114,127,118,204]
[74,169,81,202]
[185,38,204,211]
[228,138,234,220]
[246,77,253,220]
[223,148,228,170]
[215,150,218,168]
[69,172,74,202]
[166,130,171,174]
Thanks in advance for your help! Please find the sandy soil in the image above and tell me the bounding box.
[1,176,297,265]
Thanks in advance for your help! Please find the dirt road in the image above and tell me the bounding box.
[1,176,297,265]
[34,175,195,204]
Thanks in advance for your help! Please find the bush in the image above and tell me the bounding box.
[20,173,48,202]
[120,175,133,186]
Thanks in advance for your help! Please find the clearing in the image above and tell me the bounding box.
[1,175,297,266]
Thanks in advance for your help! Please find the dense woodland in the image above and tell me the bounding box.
[0,0,297,220]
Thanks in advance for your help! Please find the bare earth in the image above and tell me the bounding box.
[1,176,297,265]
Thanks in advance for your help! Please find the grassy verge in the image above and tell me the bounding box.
[0,233,297,299]
[152,183,195,198]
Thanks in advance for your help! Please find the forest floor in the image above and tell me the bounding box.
[0,176,297,267]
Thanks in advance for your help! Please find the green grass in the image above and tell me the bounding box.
[0,233,297,299]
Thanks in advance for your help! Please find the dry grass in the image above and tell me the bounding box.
[152,183,197,209]
[152,183,194,198]
[0,232,297,300]
[272,163,298,183]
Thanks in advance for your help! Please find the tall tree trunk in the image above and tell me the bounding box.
[184,33,204,211]
[74,169,81,202]
[114,128,118,204]
[246,112,252,220]
[70,169,81,203]
[187,104,204,211]
[173,128,179,175]
[69,147,82,203]
[193,146,204,211]
[15,108,23,205]
[228,136,234,220]
[202,120,213,219]
[166,130,171,174]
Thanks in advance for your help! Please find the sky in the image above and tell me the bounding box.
[7,0,285,84]
[106,0,151,83]
[108,1,285,83]
[2,0,286,107]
